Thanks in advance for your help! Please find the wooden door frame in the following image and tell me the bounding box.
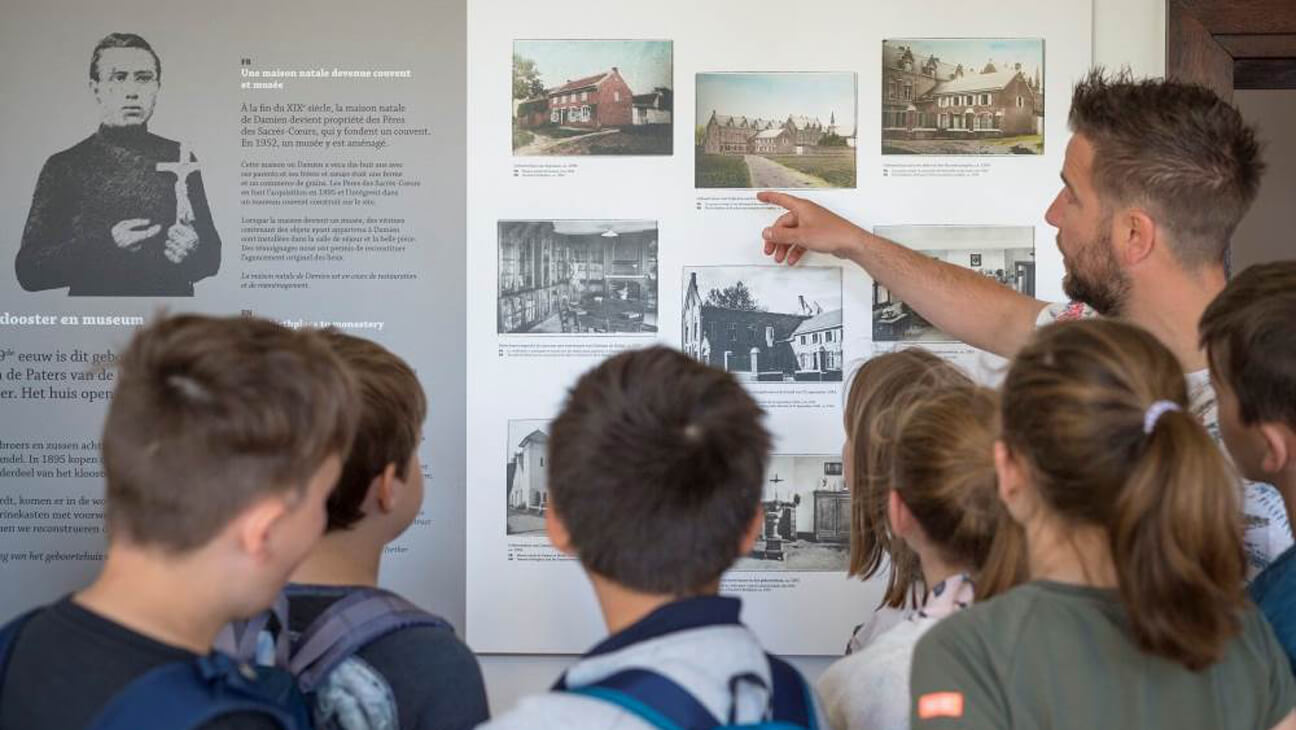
[1167,0,1296,99]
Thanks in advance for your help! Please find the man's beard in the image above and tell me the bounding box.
[1061,227,1130,316]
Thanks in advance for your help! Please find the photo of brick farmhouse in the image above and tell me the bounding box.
[696,73,856,188]
[872,225,1035,342]
[881,38,1044,155]
[498,220,658,335]
[682,266,843,383]
[513,40,672,156]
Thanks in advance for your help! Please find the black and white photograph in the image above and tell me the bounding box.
[14,32,221,297]
[873,225,1035,342]
[881,38,1044,155]
[696,72,857,188]
[498,220,658,335]
[505,419,551,536]
[513,40,673,156]
[682,266,843,383]
[734,455,849,572]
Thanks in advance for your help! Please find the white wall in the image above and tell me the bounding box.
[476,0,1167,716]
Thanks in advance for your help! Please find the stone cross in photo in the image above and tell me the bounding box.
[155,142,199,225]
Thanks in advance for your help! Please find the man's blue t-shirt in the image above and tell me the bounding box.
[1250,545,1296,674]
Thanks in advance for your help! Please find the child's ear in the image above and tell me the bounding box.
[738,507,763,556]
[373,463,400,513]
[545,506,574,555]
[887,489,910,540]
[237,496,291,561]
[994,440,1030,520]
[1258,423,1294,475]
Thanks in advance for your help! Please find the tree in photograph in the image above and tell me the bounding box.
[706,281,764,311]
[513,54,545,99]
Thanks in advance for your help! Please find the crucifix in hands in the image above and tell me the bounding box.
[154,142,201,264]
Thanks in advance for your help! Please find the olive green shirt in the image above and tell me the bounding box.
[910,581,1296,729]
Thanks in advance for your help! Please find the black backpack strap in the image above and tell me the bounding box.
[561,668,724,730]
[288,586,451,692]
[0,610,40,691]
[214,592,290,666]
[766,654,817,730]
[86,653,311,730]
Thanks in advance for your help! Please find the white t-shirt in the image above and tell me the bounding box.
[819,574,974,730]
[1037,302,1293,576]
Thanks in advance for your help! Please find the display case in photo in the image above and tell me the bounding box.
[498,220,658,335]
[505,419,551,536]
[512,40,673,156]
[695,72,857,188]
[682,266,843,383]
[733,454,848,572]
[881,38,1044,155]
[872,225,1035,343]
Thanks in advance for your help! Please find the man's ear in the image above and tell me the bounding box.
[545,506,575,556]
[236,496,291,562]
[372,463,400,514]
[738,508,763,556]
[1258,423,1294,475]
[1117,208,1158,266]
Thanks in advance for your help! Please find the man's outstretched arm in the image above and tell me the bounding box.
[759,191,1047,359]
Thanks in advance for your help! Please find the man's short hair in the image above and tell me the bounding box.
[320,330,427,531]
[548,346,771,595]
[1069,68,1264,268]
[1200,261,1296,429]
[90,32,161,82]
[102,314,357,551]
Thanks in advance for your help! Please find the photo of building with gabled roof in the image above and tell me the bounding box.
[513,40,672,156]
[881,38,1044,155]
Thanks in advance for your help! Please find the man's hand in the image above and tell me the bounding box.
[163,222,199,264]
[758,191,866,266]
[110,218,161,251]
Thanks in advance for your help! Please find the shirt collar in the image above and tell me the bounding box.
[585,595,743,659]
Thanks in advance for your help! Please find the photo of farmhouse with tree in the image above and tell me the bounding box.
[696,72,857,188]
[513,40,672,156]
[881,38,1044,155]
[682,266,843,384]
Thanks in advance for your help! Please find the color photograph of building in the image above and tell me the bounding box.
[513,40,672,156]
[881,38,1044,155]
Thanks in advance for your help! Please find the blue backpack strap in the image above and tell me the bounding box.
[0,610,40,690]
[87,653,310,730]
[765,654,817,730]
[564,668,723,730]
[288,586,450,693]
[215,592,291,667]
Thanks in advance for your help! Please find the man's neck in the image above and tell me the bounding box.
[588,572,687,636]
[1124,262,1226,373]
[289,528,383,588]
[1026,519,1118,588]
[74,545,231,654]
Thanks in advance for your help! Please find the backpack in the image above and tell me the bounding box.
[216,585,451,730]
[0,608,311,730]
[556,653,819,730]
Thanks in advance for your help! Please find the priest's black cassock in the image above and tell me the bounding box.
[15,125,221,296]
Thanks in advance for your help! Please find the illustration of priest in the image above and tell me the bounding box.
[15,33,220,296]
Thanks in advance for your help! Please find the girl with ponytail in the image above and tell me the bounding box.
[910,319,1296,729]
[821,381,1026,730]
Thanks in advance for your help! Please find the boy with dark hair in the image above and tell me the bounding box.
[0,314,357,729]
[276,331,488,730]
[483,346,827,729]
[1200,261,1296,670]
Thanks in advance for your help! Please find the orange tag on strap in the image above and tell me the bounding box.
[918,692,965,719]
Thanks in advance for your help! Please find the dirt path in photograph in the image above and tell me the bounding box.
[515,129,618,155]
[743,154,830,188]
